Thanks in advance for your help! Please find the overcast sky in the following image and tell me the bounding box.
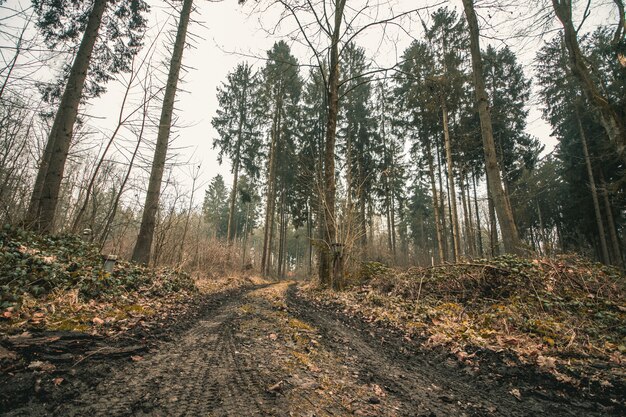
[1,0,617,203]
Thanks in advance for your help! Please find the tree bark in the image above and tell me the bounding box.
[472,171,484,257]
[132,0,193,264]
[576,109,610,264]
[435,138,449,259]
[552,0,626,158]
[26,0,108,232]
[441,100,461,261]
[426,138,445,263]
[227,158,240,243]
[462,0,522,254]
[319,0,346,289]
[599,171,623,268]
[262,98,280,276]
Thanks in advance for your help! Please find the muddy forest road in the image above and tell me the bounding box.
[4,282,619,416]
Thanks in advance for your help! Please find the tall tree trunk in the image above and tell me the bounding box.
[552,0,626,158]
[472,171,484,257]
[462,0,522,254]
[460,172,474,257]
[537,201,548,256]
[262,101,280,276]
[435,139,449,259]
[277,187,286,278]
[319,0,346,289]
[426,139,445,263]
[599,172,623,268]
[487,173,499,257]
[227,158,240,243]
[241,202,251,266]
[442,100,461,261]
[307,199,313,275]
[132,0,193,264]
[390,182,397,260]
[26,0,108,232]
[359,178,368,249]
[577,110,610,264]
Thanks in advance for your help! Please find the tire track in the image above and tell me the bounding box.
[48,287,278,417]
[286,284,613,417]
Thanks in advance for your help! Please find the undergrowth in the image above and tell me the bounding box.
[0,226,196,334]
[306,254,626,389]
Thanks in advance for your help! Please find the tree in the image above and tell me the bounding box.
[212,62,263,243]
[203,174,229,238]
[551,0,626,158]
[338,42,379,253]
[461,0,523,254]
[25,0,148,232]
[259,41,302,277]
[132,0,194,264]
[536,33,624,265]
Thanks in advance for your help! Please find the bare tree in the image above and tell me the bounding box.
[132,0,194,264]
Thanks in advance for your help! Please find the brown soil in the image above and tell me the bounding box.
[1,282,623,416]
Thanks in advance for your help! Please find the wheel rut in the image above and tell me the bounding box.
[51,286,279,417]
[4,281,619,417]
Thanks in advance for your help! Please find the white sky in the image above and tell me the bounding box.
[1,0,618,204]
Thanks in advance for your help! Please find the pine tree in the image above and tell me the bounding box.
[212,62,263,243]
[259,41,302,277]
[203,175,229,238]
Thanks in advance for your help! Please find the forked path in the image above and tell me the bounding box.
[8,282,617,416]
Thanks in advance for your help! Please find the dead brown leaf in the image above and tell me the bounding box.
[509,388,522,401]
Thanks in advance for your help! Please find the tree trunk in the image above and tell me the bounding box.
[132,0,193,264]
[599,172,623,268]
[577,110,610,264]
[26,0,108,232]
[552,0,626,158]
[319,0,346,289]
[462,0,522,254]
[460,172,474,257]
[426,138,445,263]
[227,158,240,243]
[487,173,499,257]
[537,201,548,256]
[262,100,280,276]
[441,100,461,261]
[435,139,449,259]
[472,171,484,257]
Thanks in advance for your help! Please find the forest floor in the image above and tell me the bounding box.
[2,278,624,416]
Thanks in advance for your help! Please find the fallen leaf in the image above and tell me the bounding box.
[599,380,613,388]
[509,388,522,401]
[131,355,143,362]
[92,317,104,325]
[53,377,64,386]
[28,361,55,372]
[267,380,284,393]
[537,355,556,369]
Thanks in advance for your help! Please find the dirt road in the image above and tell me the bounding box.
[2,282,621,416]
